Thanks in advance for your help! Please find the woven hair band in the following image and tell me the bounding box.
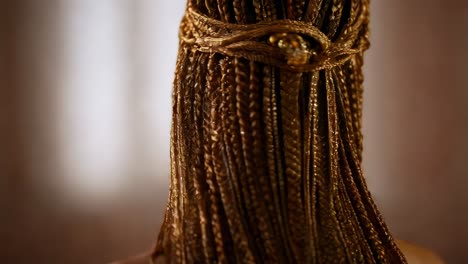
[179,7,370,72]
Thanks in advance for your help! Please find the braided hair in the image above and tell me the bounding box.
[153,0,407,263]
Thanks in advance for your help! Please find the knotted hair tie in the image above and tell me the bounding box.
[180,7,370,72]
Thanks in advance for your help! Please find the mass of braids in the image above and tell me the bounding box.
[153,0,407,263]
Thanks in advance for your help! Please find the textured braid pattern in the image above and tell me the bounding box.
[191,53,212,263]
[220,58,258,263]
[280,5,309,262]
[153,0,407,263]
[279,70,305,262]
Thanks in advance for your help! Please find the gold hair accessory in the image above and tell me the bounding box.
[180,7,369,72]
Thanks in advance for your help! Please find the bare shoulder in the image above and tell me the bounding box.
[108,251,154,264]
[111,241,444,264]
[396,239,445,264]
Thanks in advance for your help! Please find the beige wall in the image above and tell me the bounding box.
[1,0,467,263]
[364,1,468,263]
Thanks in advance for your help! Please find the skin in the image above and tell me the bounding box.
[111,240,445,264]
[396,240,445,264]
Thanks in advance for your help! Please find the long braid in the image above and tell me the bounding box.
[202,54,222,262]
[232,3,276,261]
[255,2,291,262]
[181,51,201,262]
[262,66,293,262]
[213,15,257,262]
[247,61,283,262]
[276,3,307,262]
[219,58,258,263]
[301,6,321,263]
[234,58,266,258]
[208,55,237,263]
[217,6,265,262]
[303,71,320,263]
[189,52,211,263]
[279,69,305,261]
[152,46,189,261]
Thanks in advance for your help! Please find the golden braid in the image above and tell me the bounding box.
[262,65,293,261]
[190,52,211,262]
[219,57,258,263]
[153,0,407,263]
[204,53,226,263]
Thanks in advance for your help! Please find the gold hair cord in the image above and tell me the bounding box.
[179,7,369,72]
[153,0,407,263]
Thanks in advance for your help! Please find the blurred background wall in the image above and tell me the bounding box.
[1,0,467,263]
